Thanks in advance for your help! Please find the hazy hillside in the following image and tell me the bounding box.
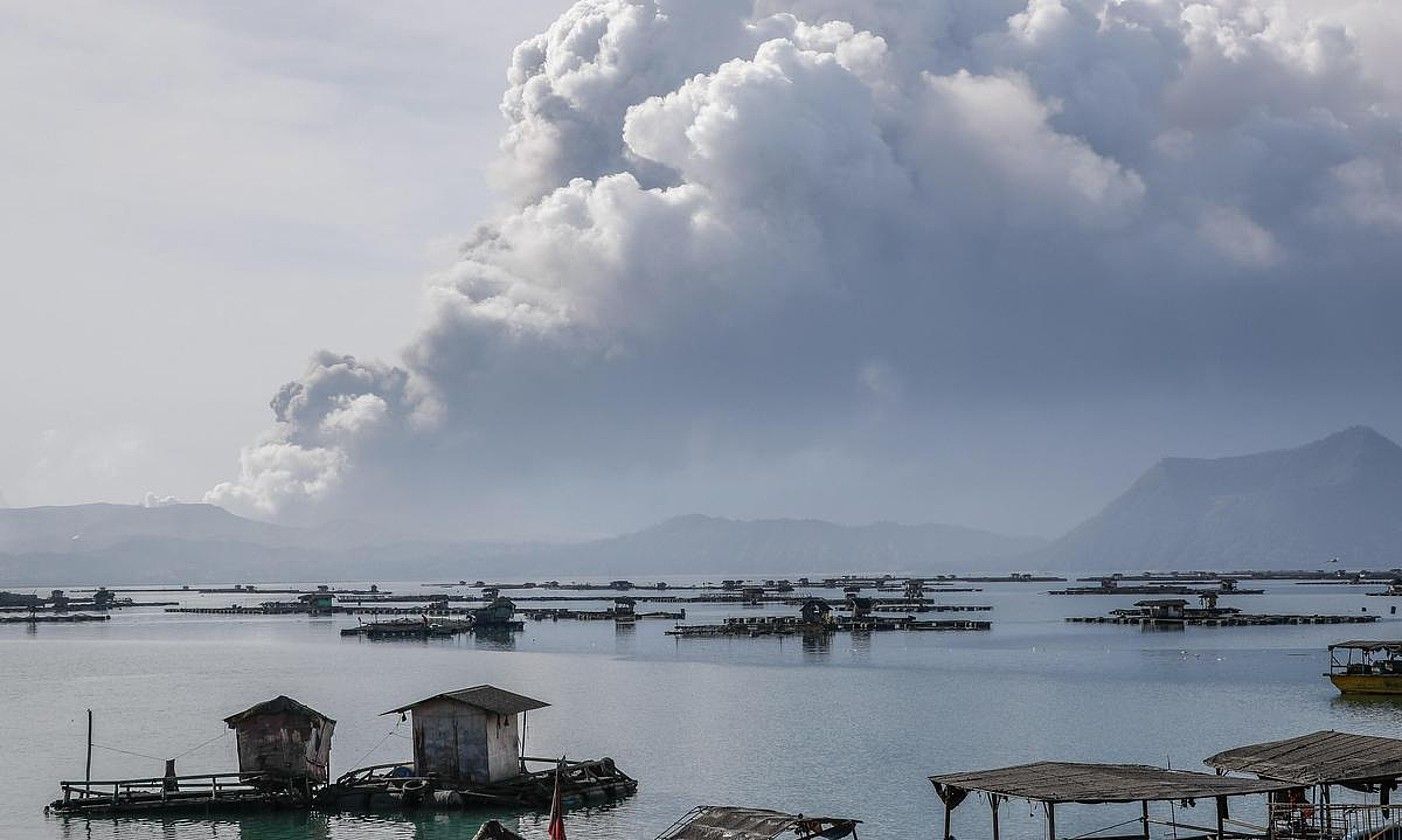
[534,514,1045,575]
[0,503,299,554]
[0,504,1042,585]
[1032,426,1402,570]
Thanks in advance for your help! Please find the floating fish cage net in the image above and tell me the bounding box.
[1271,803,1400,840]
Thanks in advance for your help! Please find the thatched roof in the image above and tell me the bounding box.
[383,684,549,716]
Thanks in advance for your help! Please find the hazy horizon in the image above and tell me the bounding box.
[5,0,1402,543]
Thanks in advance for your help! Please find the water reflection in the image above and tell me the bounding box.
[848,629,872,659]
[800,629,831,658]
[1329,693,1402,724]
[50,811,527,840]
[472,629,517,651]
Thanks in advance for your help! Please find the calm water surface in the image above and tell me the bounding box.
[2,578,1400,840]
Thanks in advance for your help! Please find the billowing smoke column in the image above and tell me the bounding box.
[208,0,1402,531]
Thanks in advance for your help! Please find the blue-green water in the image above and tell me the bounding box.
[2,579,1400,839]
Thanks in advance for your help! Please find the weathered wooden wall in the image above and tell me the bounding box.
[233,712,333,783]
[410,699,521,784]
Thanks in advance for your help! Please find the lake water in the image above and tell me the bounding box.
[2,578,1400,840]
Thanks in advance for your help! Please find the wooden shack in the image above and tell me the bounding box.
[384,685,549,785]
[1136,598,1188,623]
[223,696,335,786]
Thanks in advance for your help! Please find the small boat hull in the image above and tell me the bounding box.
[1330,674,1402,695]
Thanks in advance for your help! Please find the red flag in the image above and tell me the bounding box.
[548,756,567,840]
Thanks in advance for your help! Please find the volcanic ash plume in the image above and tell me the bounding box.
[207,0,1402,532]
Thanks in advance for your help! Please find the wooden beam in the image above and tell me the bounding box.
[1046,802,1056,840]
[1142,800,1151,839]
[1215,796,1228,840]
[991,795,1001,840]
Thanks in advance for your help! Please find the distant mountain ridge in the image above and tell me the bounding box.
[529,514,1045,574]
[1031,426,1402,570]
[7,425,1397,584]
[0,505,1042,586]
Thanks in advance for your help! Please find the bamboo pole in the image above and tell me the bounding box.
[85,709,93,790]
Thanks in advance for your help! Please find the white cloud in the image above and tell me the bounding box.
[142,493,180,508]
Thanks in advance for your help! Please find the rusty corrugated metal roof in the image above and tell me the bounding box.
[655,806,859,840]
[223,695,335,726]
[382,684,550,716]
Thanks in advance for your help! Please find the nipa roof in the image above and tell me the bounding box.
[224,695,335,726]
[383,684,549,716]
[1204,730,1402,785]
[655,806,859,840]
[928,762,1294,804]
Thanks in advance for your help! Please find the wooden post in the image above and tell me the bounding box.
[943,801,953,840]
[1383,782,1392,819]
[84,709,93,790]
[1142,800,1151,839]
[991,795,1001,840]
[1215,796,1228,840]
[1046,802,1057,840]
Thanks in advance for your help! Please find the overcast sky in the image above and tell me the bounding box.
[4,0,1401,540]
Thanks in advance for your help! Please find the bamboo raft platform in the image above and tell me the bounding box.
[165,605,324,615]
[1050,584,1263,595]
[1068,613,1379,626]
[667,615,991,637]
[1,613,111,624]
[319,757,637,811]
[519,607,686,621]
[339,618,524,639]
[46,772,303,816]
[867,603,992,613]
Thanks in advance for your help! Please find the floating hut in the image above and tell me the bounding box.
[656,806,860,839]
[384,685,547,784]
[324,685,637,810]
[224,695,335,788]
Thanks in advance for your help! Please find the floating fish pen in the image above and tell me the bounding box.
[323,756,635,810]
[1068,598,1379,627]
[519,607,686,621]
[667,615,991,637]
[868,603,993,613]
[1050,578,1262,596]
[1,612,110,624]
[47,771,303,816]
[340,618,473,639]
[47,685,633,821]
[49,695,333,817]
[322,686,635,811]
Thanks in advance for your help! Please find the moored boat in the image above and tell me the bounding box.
[1327,640,1402,695]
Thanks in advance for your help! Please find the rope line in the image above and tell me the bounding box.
[91,743,163,761]
[347,719,405,770]
[172,730,229,760]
